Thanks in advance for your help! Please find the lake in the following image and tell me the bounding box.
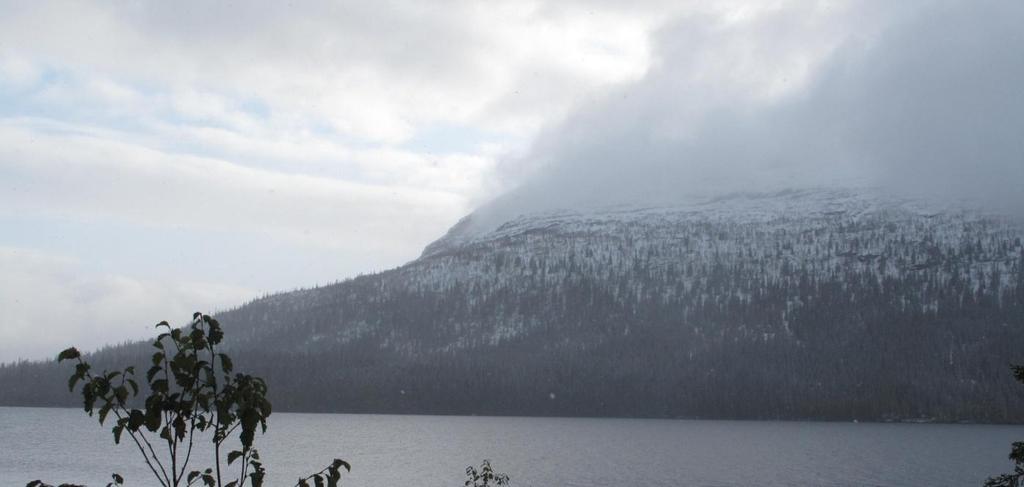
[1,406,1021,486]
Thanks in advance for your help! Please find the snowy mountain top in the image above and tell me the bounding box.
[421,187,992,258]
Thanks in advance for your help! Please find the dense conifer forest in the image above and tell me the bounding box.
[4,190,1024,422]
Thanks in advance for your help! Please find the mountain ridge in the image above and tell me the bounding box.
[4,187,1024,422]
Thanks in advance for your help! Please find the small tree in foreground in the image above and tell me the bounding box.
[986,365,1024,487]
[28,313,350,487]
[463,460,510,487]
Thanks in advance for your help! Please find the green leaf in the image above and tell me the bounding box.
[173,414,187,440]
[331,459,351,472]
[112,424,124,445]
[111,473,123,485]
[114,386,128,405]
[68,374,81,392]
[189,327,205,345]
[208,321,224,345]
[57,347,80,362]
[144,408,161,432]
[146,365,161,383]
[151,379,169,393]
[128,410,145,431]
[314,476,325,487]
[83,384,97,412]
[219,353,233,374]
[227,450,243,465]
[98,403,112,425]
[187,471,200,484]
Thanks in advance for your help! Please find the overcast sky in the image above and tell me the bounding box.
[2,0,1021,361]
[488,0,1024,219]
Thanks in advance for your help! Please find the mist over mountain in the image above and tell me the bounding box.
[488,0,1024,221]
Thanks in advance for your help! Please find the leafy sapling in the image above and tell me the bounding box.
[28,313,350,487]
[463,460,510,487]
[985,365,1024,487]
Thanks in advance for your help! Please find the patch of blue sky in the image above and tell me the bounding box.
[0,215,355,292]
[0,67,150,133]
[401,122,507,155]
[0,67,73,117]
[155,93,271,130]
[1,69,490,189]
[306,119,382,151]
[0,65,271,135]
[236,97,271,119]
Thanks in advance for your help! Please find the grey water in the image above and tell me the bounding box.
[2,407,1021,487]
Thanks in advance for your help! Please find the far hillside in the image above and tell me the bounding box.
[4,189,1024,422]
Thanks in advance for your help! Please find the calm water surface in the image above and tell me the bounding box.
[1,406,1021,486]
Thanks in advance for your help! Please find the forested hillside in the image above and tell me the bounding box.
[4,189,1024,422]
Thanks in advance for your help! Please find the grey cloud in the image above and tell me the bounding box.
[808,0,1024,204]
[489,0,1024,218]
[0,0,660,141]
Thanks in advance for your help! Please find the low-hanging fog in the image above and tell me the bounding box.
[483,0,1024,224]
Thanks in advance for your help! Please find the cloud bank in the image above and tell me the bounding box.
[490,0,1024,218]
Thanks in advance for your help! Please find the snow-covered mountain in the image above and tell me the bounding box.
[5,188,1024,421]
